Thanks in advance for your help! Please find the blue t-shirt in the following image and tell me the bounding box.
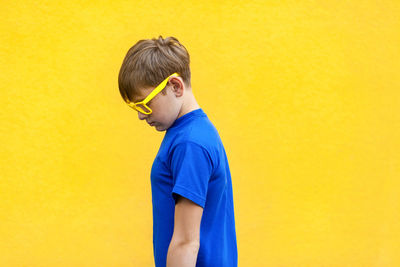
[150,108,238,267]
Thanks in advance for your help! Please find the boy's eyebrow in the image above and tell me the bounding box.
[134,92,152,103]
[132,96,143,102]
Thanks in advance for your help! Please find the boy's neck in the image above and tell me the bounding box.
[176,90,200,119]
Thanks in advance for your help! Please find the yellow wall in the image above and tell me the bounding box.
[1,1,399,266]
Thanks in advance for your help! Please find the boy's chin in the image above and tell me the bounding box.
[153,124,166,131]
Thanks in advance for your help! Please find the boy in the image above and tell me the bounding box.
[118,36,238,267]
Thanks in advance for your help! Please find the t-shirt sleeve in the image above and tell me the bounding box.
[169,141,213,208]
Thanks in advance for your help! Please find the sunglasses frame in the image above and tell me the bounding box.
[126,72,179,114]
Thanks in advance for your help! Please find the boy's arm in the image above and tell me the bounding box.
[166,195,203,267]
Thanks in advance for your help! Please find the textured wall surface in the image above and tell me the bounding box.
[1,0,399,266]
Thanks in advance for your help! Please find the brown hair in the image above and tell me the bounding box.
[118,35,191,103]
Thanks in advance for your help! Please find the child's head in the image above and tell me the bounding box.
[118,36,195,131]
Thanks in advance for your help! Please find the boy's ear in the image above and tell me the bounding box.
[169,77,184,97]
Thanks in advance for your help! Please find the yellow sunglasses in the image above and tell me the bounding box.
[126,72,179,115]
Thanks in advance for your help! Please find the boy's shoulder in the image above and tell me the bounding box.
[166,120,224,171]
